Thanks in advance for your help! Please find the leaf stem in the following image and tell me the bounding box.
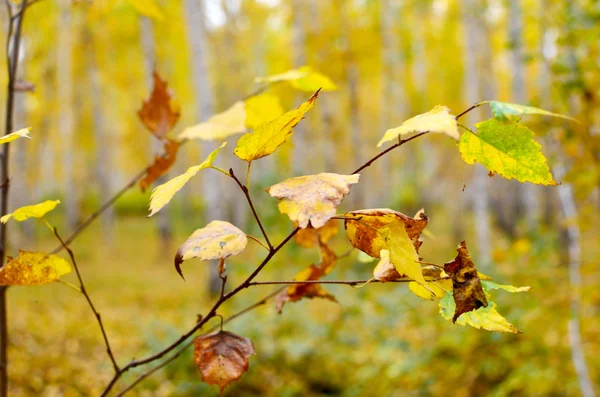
[229,168,272,250]
[246,235,270,251]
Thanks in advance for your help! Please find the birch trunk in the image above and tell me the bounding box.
[57,0,79,230]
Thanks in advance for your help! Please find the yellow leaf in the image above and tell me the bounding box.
[377,105,459,147]
[244,93,285,129]
[149,143,226,217]
[409,268,452,300]
[266,173,359,229]
[373,249,402,282]
[179,102,246,141]
[255,66,337,92]
[175,220,248,279]
[0,128,31,145]
[0,250,71,286]
[234,90,319,162]
[1,200,60,224]
[383,223,428,286]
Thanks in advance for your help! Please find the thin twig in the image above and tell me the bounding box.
[229,168,272,249]
[53,227,120,373]
[247,277,449,287]
[114,287,285,397]
[351,132,428,175]
[455,103,481,120]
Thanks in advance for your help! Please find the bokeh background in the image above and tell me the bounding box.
[1,0,599,395]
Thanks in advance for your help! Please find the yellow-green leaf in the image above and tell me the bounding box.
[439,293,520,333]
[460,118,557,185]
[409,268,452,300]
[149,143,226,217]
[377,105,459,147]
[266,173,359,229]
[0,250,71,286]
[179,102,246,141]
[482,101,577,122]
[1,200,60,224]
[175,220,248,279]
[244,93,285,129]
[234,90,319,162]
[383,223,427,286]
[481,280,530,293]
[0,128,31,145]
[255,66,337,92]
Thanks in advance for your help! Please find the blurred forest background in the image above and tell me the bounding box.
[1,0,599,395]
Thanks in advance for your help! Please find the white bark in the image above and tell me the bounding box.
[57,0,79,230]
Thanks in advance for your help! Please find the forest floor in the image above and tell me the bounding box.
[5,209,600,396]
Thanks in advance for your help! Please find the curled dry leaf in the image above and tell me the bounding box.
[377,105,459,147]
[293,219,339,248]
[267,173,359,229]
[175,221,248,279]
[194,330,256,394]
[138,71,181,138]
[444,241,488,322]
[234,89,319,162]
[140,139,180,191]
[373,249,402,282]
[1,200,60,224]
[0,250,71,286]
[276,241,337,312]
[149,142,226,216]
[345,208,429,286]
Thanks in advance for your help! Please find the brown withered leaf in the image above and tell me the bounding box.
[344,208,428,258]
[138,71,181,138]
[294,219,339,248]
[444,241,488,322]
[267,173,360,229]
[194,330,255,394]
[373,249,403,282]
[276,241,338,312]
[140,139,180,191]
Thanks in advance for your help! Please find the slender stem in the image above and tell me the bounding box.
[229,168,272,249]
[245,162,251,190]
[53,228,120,373]
[248,277,449,287]
[114,287,285,397]
[0,2,27,395]
[455,103,482,120]
[246,235,270,251]
[351,132,428,175]
[100,227,298,396]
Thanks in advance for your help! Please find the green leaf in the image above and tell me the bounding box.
[482,101,577,122]
[149,143,226,216]
[439,293,520,333]
[459,118,557,185]
[481,280,531,293]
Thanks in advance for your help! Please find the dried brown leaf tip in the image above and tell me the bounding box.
[276,241,338,312]
[138,71,181,139]
[140,139,180,191]
[444,241,488,322]
[194,330,256,394]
